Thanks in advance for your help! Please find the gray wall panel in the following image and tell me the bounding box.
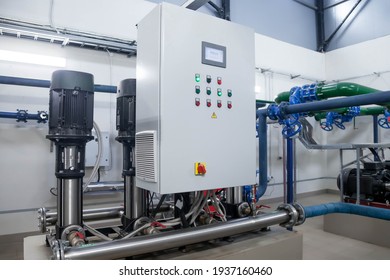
[230,0,317,50]
[324,0,390,51]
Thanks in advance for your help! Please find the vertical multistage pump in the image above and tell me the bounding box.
[116,78,146,228]
[47,70,94,242]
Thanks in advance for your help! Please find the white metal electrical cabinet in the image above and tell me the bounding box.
[136,3,256,194]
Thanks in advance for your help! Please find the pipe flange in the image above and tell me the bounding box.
[49,238,65,260]
[277,203,298,228]
[37,207,47,233]
[292,203,306,226]
[237,202,251,218]
[60,225,85,241]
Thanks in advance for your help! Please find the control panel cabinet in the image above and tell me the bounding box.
[136,3,256,194]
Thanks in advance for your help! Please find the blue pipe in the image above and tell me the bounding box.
[0,110,48,123]
[257,109,268,198]
[284,90,390,115]
[0,75,117,93]
[0,112,19,119]
[373,115,380,161]
[286,138,294,204]
[304,202,390,221]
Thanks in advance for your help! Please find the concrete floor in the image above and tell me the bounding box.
[0,192,390,260]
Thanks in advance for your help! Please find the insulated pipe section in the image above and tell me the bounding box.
[46,70,94,240]
[304,202,390,221]
[53,203,305,260]
[275,83,379,104]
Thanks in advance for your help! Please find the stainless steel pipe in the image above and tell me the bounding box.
[125,175,146,219]
[57,208,298,260]
[42,206,124,225]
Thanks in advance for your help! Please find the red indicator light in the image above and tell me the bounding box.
[217,77,222,85]
[227,102,232,109]
[207,99,211,107]
[217,100,222,108]
[195,98,200,106]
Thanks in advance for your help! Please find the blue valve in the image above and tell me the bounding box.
[320,106,360,131]
[378,110,390,129]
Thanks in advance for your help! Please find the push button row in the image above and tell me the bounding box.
[195,74,223,85]
[195,98,232,109]
[194,86,232,97]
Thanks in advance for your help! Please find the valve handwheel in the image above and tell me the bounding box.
[320,122,333,131]
[378,118,390,129]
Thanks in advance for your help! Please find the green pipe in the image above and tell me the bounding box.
[314,106,386,121]
[274,91,290,104]
[274,82,379,104]
[316,82,378,99]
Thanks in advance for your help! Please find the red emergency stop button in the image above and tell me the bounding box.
[198,163,206,174]
[195,162,207,175]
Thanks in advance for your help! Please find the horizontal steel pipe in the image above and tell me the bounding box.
[0,75,117,93]
[42,206,124,226]
[59,210,291,260]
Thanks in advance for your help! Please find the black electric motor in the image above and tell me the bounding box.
[337,161,390,203]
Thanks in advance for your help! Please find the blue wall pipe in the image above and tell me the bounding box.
[0,75,117,93]
[304,202,390,221]
[286,138,294,204]
[0,110,48,123]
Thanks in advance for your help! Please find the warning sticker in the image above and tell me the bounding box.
[211,112,217,119]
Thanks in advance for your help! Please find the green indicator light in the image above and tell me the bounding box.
[227,90,232,97]
[207,87,211,95]
[195,86,200,94]
[195,74,200,82]
[217,89,222,97]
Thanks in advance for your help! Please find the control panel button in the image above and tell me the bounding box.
[195,85,200,94]
[195,73,201,82]
[195,162,207,175]
[217,77,222,85]
[217,100,222,108]
[206,87,211,95]
[227,101,232,109]
[217,88,222,97]
[227,89,232,97]
[195,98,200,107]
[206,75,212,83]
[206,99,211,107]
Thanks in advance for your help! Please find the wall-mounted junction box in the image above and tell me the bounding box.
[135,3,256,194]
[85,131,110,167]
